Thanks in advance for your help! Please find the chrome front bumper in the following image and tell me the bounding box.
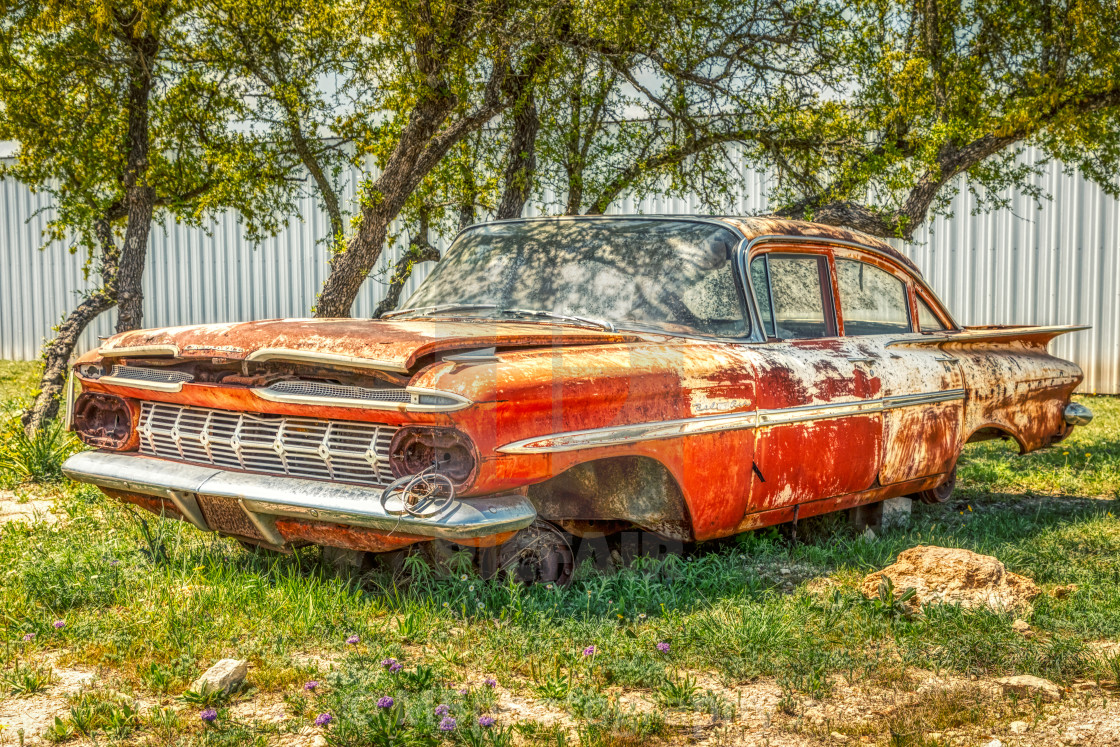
[62,451,536,544]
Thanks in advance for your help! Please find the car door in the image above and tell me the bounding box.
[741,249,883,518]
[830,252,964,485]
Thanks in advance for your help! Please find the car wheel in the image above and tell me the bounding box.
[490,520,575,587]
[914,466,957,504]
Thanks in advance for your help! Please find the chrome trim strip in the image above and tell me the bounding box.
[497,389,966,454]
[885,325,1091,348]
[99,375,185,393]
[64,369,77,431]
[245,348,410,373]
[99,344,181,358]
[61,451,537,540]
[251,384,471,412]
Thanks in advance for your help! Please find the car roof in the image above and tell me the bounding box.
[474,214,923,278]
[713,216,923,277]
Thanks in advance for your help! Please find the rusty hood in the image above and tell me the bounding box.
[97,318,639,373]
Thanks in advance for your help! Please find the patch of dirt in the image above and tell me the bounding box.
[0,666,96,743]
[0,489,58,525]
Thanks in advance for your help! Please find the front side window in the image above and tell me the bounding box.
[836,259,911,335]
[753,253,836,340]
[917,296,948,332]
[402,219,747,337]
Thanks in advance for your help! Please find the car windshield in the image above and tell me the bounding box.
[400,219,748,337]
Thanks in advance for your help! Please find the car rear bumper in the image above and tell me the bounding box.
[62,451,536,544]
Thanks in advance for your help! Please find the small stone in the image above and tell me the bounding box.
[996,674,1062,702]
[189,659,248,696]
[985,740,1003,747]
[1011,619,1030,634]
[1009,721,1029,734]
[830,733,849,743]
[312,737,328,747]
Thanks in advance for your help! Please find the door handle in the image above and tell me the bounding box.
[846,356,875,363]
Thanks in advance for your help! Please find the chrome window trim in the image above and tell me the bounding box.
[883,325,1091,347]
[496,389,966,454]
[252,384,472,412]
[245,348,410,373]
[742,235,961,331]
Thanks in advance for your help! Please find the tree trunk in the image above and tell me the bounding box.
[495,92,539,220]
[22,221,120,432]
[372,224,442,318]
[114,31,157,333]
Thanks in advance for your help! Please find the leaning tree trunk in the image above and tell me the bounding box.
[22,221,120,433]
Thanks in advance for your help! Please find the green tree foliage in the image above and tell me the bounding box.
[770,0,1120,238]
[0,0,306,429]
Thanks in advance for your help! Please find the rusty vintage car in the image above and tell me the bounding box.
[61,216,1092,582]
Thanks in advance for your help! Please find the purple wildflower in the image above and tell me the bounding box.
[483,677,497,688]
[346,635,360,645]
[53,620,65,630]
[303,681,319,691]
[314,713,333,727]
[377,696,394,709]
[21,633,34,642]
[381,658,397,668]
[478,716,495,728]
[439,716,457,731]
[458,687,468,695]
[434,704,450,716]
[388,662,403,673]
[582,645,596,656]
[656,642,671,654]
[200,708,218,723]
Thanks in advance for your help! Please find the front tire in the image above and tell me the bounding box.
[488,520,575,586]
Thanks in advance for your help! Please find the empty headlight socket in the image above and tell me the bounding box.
[389,427,478,488]
[73,392,141,450]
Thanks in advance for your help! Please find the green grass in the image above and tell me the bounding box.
[1,359,1118,745]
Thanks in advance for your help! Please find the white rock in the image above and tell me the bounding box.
[189,659,248,695]
[862,526,877,541]
[1009,721,1029,734]
[996,674,1062,702]
[985,740,1003,747]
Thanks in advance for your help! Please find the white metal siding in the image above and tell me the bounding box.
[2,147,1117,392]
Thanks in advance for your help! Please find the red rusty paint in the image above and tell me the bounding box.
[102,488,184,520]
[274,519,426,552]
[73,218,1087,551]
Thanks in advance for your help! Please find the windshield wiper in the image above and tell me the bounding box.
[381,304,498,320]
[496,308,616,333]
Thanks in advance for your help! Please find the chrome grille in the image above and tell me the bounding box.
[264,380,410,403]
[137,402,397,486]
[109,365,194,384]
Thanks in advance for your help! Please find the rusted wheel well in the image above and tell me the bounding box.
[526,455,693,541]
[965,423,1028,453]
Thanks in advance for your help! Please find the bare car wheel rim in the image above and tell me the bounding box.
[496,520,574,586]
[918,466,957,504]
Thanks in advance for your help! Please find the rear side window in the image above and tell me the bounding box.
[753,254,836,339]
[917,297,948,332]
[836,259,911,335]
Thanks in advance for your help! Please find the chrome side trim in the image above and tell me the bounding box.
[99,376,185,393]
[64,369,77,431]
[61,451,537,541]
[99,344,181,358]
[497,389,966,454]
[246,348,410,373]
[251,384,471,412]
[885,325,1091,348]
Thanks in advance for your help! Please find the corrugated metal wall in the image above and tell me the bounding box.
[2,147,1118,392]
